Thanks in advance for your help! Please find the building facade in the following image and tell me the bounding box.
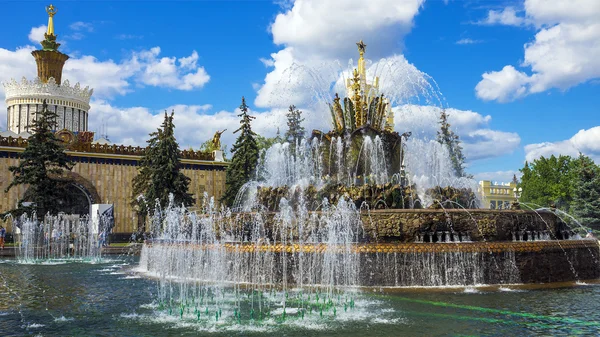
[0,5,228,237]
[478,180,517,210]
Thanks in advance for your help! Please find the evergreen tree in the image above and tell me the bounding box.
[285,105,305,146]
[222,97,259,207]
[4,100,73,219]
[436,109,468,177]
[132,124,161,221]
[131,111,194,223]
[570,154,600,229]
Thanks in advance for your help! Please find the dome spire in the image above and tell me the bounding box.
[40,4,61,51]
[32,4,69,83]
[46,4,57,37]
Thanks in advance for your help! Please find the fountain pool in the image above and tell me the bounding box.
[1,258,600,336]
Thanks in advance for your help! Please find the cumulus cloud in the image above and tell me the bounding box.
[28,25,47,44]
[477,7,527,27]
[395,105,520,162]
[0,42,210,99]
[475,65,530,102]
[270,0,424,59]
[87,99,320,151]
[256,0,425,109]
[476,0,600,102]
[524,126,600,162]
[133,48,210,91]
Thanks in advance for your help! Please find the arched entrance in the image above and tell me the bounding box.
[55,182,94,215]
[24,172,100,216]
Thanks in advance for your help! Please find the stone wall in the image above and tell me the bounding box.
[362,209,561,242]
[224,209,563,243]
[0,147,227,234]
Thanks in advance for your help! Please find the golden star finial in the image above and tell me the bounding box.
[356,40,367,55]
[46,4,57,17]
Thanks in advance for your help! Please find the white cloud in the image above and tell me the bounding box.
[476,0,600,102]
[0,31,211,130]
[395,105,520,162]
[525,0,600,27]
[270,0,424,59]
[0,42,210,101]
[88,99,306,151]
[256,0,425,109]
[475,65,530,102]
[456,38,483,45]
[478,7,527,27]
[28,25,47,44]
[524,126,600,162]
[133,48,210,91]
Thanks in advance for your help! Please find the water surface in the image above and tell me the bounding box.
[1,257,598,336]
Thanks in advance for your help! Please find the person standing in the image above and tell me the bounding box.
[0,225,6,250]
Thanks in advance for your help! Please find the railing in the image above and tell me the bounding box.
[0,135,215,161]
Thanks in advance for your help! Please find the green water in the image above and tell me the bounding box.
[1,257,599,336]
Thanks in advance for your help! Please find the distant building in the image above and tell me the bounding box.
[478,180,517,209]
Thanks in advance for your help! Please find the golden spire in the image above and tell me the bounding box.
[46,4,57,36]
[356,40,367,77]
[32,3,68,83]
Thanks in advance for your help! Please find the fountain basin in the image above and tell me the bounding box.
[140,239,599,287]
[212,209,565,242]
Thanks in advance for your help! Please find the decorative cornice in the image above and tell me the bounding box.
[0,135,217,162]
[3,77,93,106]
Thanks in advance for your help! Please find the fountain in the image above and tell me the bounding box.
[9,210,114,263]
[1,40,600,336]
[138,42,600,329]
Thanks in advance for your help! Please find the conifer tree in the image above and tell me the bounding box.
[222,97,259,207]
[570,153,600,229]
[512,174,519,185]
[437,109,468,177]
[131,111,194,222]
[285,105,305,146]
[4,100,73,219]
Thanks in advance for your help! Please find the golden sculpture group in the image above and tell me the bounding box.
[329,40,395,134]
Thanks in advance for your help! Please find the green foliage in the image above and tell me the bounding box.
[285,105,305,146]
[519,155,576,210]
[131,111,194,218]
[256,132,282,153]
[436,109,468,178]
[4,100,73,219]
[221,97,260,207]
[570,154,600,229]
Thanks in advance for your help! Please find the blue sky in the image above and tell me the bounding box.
[1,0,599,182]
